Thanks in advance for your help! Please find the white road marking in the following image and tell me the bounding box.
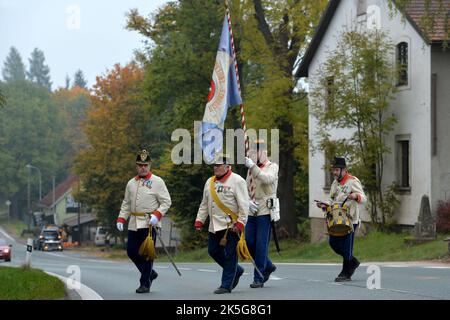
[197,269,217,273]
[0,227,15,242]
[269,276,284,280]
[45,271,103,300]
[177,267,192,271]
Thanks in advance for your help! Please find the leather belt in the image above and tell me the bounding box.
[131,212,147,217]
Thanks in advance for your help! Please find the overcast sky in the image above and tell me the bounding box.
[0,0,168,90]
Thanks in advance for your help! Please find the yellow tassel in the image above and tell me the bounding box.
[236,229,252,261]
[138,226,157,261]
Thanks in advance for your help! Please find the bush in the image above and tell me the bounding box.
[436,200,450,233]
[297,218,311,242]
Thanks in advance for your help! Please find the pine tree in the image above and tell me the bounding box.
[27,48,52,90]
[73,69,87,89]
[2,47,26,82]
[65,74,71,89]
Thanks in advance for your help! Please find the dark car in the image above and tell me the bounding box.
[34,227,63,251]
[0,238,12,262]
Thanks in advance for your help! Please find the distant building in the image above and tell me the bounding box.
[40,174,96,243]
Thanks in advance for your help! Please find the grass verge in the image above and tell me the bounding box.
[73,230,450,264]
[0,265,66,300]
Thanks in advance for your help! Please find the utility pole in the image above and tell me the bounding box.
[52,176,57,225]
[27,167,31,231]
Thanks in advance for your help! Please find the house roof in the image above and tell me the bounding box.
[296,0,450,77]
[406,0,450,41]
[41,174,78,207]
[63,213,96,227]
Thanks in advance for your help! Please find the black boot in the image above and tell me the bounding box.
[347,257,360,278]
[335,260,351,282]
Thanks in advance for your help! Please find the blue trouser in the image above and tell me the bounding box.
[127,228,157,288]
[245,215,274,283]
[208,229,242,290]
[328,224,359,261]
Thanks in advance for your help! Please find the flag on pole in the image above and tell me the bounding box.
[200,14,242,164]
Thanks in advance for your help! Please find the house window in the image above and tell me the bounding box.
[396,42,408,86]
[357,0,367,16]
[396,136,411,189]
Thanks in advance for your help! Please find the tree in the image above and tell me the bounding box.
[0,80,66,220]
[237,0,327,236]
[125,0,327,239]
[53,86,90,171]
[0,88,5,107]
[73,69,87,89]
[2,47,26,82]
[311,28,399,226]
[65,74,71,89]
[74,64,147,235]
[27,48,52,90]
[390,0,449,46]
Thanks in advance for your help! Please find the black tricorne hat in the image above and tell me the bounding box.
[136,149,151,164]
[332,157,346,168]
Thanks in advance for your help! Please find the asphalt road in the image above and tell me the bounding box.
[1,227,449,300]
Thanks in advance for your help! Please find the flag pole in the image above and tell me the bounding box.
[225,0,256,201]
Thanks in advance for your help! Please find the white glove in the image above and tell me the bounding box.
[245,157,255,168]
[149,214,158,226]
[116,222,124,232]
[249,200,259,214]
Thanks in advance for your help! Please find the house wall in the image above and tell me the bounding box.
[308,0,432,241]
[55,193,77,227]
[431,47,450,213]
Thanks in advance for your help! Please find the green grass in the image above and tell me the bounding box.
[73,231,450,263]
[0,266,66,300]
[266,231,450,263]
[0,218,27,237]
[160,230,450,263]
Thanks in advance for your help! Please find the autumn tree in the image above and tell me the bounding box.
[74,63,148,235]
[53,86,91,171]
[125,0,327,239]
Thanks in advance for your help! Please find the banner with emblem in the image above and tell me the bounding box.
[200,14,242,164]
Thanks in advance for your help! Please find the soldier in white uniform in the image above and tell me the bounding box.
[316,157,366,282]
[244,139,278,288]
[116,150,172,293]
[195,153,249,294]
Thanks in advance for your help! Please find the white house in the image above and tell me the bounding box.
[296,0,450,242]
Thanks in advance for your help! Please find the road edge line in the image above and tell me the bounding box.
[45,271,103,300]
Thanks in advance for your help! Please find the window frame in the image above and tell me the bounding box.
[395,134,411,193]
[396,41,409,88]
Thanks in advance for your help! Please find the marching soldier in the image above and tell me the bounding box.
[316,157,366,282]
[116,149,172,293]
[244,139,278,288]
[194,153,249,294]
